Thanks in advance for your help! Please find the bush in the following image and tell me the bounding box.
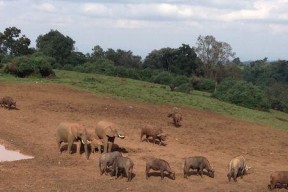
[192,77,215,92]
[138,68,155,82]
[63,64,74,71]
[73,65,86,73]
[79,60,115,75]
[3,54,55,78]
[174,83,192,93]
[115,66,138,79]
[172,75,190,87]
[152,71,173,85]
[213,78,269,111]
[265,82,288,113]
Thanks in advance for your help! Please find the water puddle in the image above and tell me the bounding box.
[0,145,34,162]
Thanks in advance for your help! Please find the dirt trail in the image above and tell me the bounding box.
[0,82,288,192]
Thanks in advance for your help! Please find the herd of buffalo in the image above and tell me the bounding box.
[1,96,287,190]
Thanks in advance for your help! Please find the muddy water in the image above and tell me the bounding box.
[0,145,33,162]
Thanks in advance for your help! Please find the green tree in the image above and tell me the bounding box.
[194,35,236,92]
[91,45,105,61]
[65,51,87,66]
[143,47,175,71]
[195,35,235,78]
[36,30,75,64]
[173,44,204,76]
[143,44,203,76]
[243,58,269,86]
[3,53,55,78]
[0,27,33,57]
[213,78,269,111]
[269,60,288,83]
[105,48,142,68]
[265,82,288,112]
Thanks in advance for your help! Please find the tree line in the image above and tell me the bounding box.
[1,26,288,113]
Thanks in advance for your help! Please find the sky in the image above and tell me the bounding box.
[0,0,288,61]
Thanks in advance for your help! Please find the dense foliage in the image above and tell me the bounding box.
[1,26,288,113]
[4,53,55,77]
[36,30,75,65]
[213,78,269,111]
[0,27,34,59]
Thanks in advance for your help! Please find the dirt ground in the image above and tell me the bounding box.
[0,82,288,192]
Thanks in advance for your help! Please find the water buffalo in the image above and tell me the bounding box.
[183,156,214,178]
[112,156,134,182]
[227,155,251,182]
[146,158,175,180]
[140,125,167,145]
[268,171,288,190]
[99,151,122,175]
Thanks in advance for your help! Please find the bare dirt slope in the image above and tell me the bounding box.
[0,82,288,192]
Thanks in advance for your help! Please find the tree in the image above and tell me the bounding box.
[65,51,87,66]
[173,44,204,76]
[265,82,288,112]
[194,35,236,92]
[143,48,175,71]
[36,30,75,64]
[91,45,105,61]
[0,27,33,57]
[143,44,203,76]
[269,60,288,83]
[243,58,269,86]
[3,53,55,78]
[104,48,142,68]
[195,35,235,78]
[213,78,269,111]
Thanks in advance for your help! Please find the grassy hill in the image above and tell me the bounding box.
[1,70,288,129]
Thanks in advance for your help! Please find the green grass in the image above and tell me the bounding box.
[1,70,288,129]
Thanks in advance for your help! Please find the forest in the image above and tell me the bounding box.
[1,26,288,113]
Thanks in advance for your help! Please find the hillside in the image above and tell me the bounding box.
[0,81,288,191]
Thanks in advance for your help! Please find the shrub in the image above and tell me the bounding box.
[63,64,74,71]
[74,65,86,73]
[152,71,173,85]
[192,77,215,93]
[172,75,190,86]
[3,54,55,78]
[265,82,288,113]
[174,83,192,93]
[213,78,269,111]
[79,60,115,75]
[138,68,155,82]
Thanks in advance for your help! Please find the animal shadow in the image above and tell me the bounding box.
[112,144,128,153]
[145,138,167,146]
[186,170,211,178]
[147,172,174,180]
[2,106,19,110]
[167,122,181,128]
[60,143,90,155]
[114,169,136,181]
[60,144,77,154]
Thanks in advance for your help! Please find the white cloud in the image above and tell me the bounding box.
[36,3,55,12]
[269,24,288,34]
[0,0,288,60]
[82,3,110,15]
